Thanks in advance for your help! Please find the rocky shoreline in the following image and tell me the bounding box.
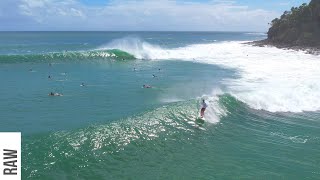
[247,40,320,55]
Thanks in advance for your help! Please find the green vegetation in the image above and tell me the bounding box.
[267,0,320,46]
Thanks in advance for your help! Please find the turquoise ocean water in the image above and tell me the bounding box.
[0,32,319,179]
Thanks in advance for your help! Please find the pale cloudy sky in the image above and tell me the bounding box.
[0,0,310,31]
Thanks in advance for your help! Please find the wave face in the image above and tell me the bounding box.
[22,92,320,179]
[21,94,240,178]
[102,38,320,113]
[0,49,135,63]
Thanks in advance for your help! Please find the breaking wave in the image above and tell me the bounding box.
[0,49,136,63]
[102,38,320,113]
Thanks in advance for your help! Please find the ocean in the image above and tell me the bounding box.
[0,32,319,179]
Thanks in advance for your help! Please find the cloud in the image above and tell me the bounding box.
[0,0,38,29]
[19,0,86,24]
[0,0,279,31]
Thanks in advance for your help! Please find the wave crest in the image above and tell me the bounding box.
[0,49,135,63]
[103,38,320,113]
[99,37,164,59]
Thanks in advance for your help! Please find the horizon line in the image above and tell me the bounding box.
[0,30,267,33]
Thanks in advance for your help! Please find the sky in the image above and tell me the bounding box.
[0,0,310,32]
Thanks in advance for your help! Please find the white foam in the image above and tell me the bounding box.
[245,32,267,36]
[270,132,308,144]
[102,38,320,113]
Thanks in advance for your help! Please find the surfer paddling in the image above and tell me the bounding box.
[48,92,63,96]
[200,99,207,118]
[143,84,152,88]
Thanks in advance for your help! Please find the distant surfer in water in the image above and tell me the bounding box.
[200,99,207,118]
[48,92,63,96]
[143,84,152,88]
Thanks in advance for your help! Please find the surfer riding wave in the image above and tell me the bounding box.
[200,99,207,118]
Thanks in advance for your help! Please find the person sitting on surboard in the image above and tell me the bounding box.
[49,92,63,96]
[143,84,152,88]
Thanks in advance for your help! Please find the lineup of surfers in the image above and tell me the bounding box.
[42,63,207,118]
[45,63,160,93]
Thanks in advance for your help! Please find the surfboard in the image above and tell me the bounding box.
[195,117,205,124]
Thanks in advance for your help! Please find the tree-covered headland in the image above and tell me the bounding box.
[266,0,320,47]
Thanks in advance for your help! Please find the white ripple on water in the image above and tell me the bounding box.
[270,132,308,144]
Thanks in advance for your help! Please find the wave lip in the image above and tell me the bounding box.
[99,37,164,59]
[0,49,136,63]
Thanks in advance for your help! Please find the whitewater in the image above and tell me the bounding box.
[101,38,320,113]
